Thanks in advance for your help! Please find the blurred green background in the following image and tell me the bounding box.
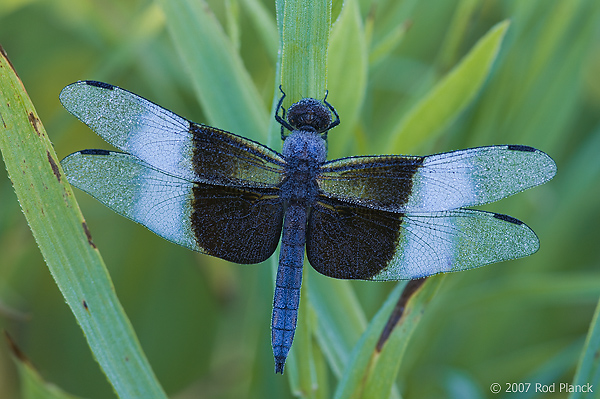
[1,0,599,398]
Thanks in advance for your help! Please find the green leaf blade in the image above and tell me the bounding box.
[0,47,166,399]
[387,20,510,152]
[334,277,443,399]
[279,0,332,104]
[570,298,600,399]
[308,270,368,378]
[158,0,269,142]
[327,0,368,158]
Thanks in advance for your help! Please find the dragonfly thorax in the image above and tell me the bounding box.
[281,130,326,204]
[282,130,327,163]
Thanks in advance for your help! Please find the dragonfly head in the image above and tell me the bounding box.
[287,98,332,134]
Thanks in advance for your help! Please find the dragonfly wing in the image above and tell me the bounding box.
[306,197,539,281]
[318,145,556,212]
[60,81,285,188]
[62,150,283,263]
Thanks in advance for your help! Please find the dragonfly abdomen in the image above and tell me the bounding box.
[271,202,307,374]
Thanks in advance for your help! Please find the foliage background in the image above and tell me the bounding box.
[0,0,599,398]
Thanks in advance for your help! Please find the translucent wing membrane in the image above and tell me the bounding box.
[62,150,199,251]
[62,151,283,263]
[307,197,539,281]
[60,81,286,188]
[318,145,557,212]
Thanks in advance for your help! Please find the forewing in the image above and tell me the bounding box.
[60,81,285,188]
[318,145,556,212]
[61,150,283,263]
[306,197,539,281]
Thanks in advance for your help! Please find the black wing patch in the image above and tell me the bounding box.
[306,197,403,280]
[192,185,283,264]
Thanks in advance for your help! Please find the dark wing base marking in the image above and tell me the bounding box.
[191,185,283,264]
[307,197,402,280]
[318,155,423,210]
[189,122,285,188]
[62,151,284,264]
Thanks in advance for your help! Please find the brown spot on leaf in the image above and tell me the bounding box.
[82,222,96,249]
[47,151,61,182]
[376,278,427,352]
[1,113,6,128]
[83,300,89,311]
[28,112,40,136]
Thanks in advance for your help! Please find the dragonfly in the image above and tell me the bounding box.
[59,80,557,373]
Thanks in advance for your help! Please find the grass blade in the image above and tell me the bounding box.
[387,20,509,152]
[308,270,368,377]
[279,0,332,104]
[570,298,600,399]
[6,332,85,399]
[158,0,269,142]
[435,0,481,71]
[0,46,166,399]
[334,277,443,399]
[327,0,368,158]
[240,0,279,63]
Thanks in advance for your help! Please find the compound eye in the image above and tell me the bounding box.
[287,98,332,132]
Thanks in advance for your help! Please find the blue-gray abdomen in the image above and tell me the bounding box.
[271,202,306,373]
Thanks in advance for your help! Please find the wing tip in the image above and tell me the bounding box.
[508,215,541,257]
[492,212,541,255]
[59,80,116,107]
[506,144,557,182]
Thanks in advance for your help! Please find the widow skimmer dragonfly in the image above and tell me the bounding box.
[60,80,556,373]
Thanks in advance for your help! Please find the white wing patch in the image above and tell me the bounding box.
[131,162,197,251]
[410,154,475,212]
[408,146,556,211]
[127,105,197,182]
